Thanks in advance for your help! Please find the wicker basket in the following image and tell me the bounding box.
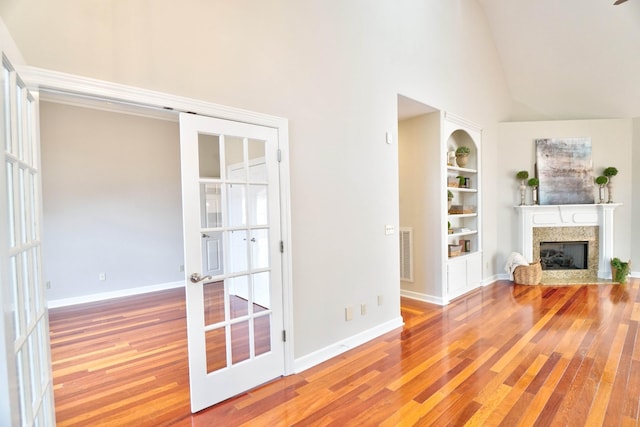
[513,260,542,285]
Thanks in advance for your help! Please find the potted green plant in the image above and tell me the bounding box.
[611,257,630,284]
[603,167,618,203]
[455,146,471,168]
[595,175,608,203]
[527,177,539,205]
[516,171,529,206]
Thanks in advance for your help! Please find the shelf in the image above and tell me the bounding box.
[448,213,477,218]
[448,230,478,238]
[447,187,477,193]
[447,166,477,174]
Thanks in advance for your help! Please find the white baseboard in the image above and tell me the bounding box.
[47,280,185,309]
[400,289,445,305]
[293,316,404,374]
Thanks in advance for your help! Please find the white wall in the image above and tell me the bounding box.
[0,2,511,359]
[496,119,634,274]
[40,102,185,301]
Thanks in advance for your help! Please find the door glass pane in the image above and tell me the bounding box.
[248,139,266,181]
[32,247,42,313]
[231,321,250,364]
[26,97,36,167]
[205,327,227,373]
[248,185,268,226]
[251,229,269,269]
[18,167,26,244]
[22,251,32,326]
[16,84,23,161]
[225,136,245,180]
[227,184,246,227]
[198,133,221,179]
[9,256,19,340]
[16,348,26,423]
[29,171,38,240]
[7,161,15,247]
[203,281,225,326]
[202,231,223,277]
[229,230,248,273]
[28,334,40,405]
[3,65,11,153]
[254,315,271,357]
[228,276,249,319]
[253,272,271,311]
[200,183,222,228]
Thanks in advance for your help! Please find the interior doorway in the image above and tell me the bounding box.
[35,80,293,417]
[396,95,440,302]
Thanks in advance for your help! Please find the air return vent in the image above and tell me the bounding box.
[399,227,413,282]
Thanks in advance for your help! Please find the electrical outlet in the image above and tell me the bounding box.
[180,264,184,272]
[46,281,51,289]
[385,225,395,235]
[378,295,383,306]
[361,304,367,315]
[345,306,353,321]
[99,273,106,281]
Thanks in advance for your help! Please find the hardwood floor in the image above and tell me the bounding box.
[49,280,640,426]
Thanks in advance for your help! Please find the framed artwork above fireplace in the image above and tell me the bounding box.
[535,137,595,205]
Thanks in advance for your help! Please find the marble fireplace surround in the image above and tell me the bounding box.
[515,204,620,280]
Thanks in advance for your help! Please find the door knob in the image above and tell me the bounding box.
[190,273,212,283]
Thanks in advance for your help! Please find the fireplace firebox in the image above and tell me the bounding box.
[540,241,588,270]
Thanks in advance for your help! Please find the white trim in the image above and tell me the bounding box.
[293,316,404,374]
[400,289,445,306]
[19,66,286,128]
[47,280,185,309]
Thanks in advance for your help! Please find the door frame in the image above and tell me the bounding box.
[19,66,295,376]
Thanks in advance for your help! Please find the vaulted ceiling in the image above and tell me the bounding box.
[478,0,640,120]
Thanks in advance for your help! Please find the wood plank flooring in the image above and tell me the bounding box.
[49,280,640,426]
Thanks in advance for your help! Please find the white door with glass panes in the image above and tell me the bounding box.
[179,112,284,413]
[0,55,56,426]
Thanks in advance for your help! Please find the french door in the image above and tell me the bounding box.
[0,55,55,425]
[179,112,285,412]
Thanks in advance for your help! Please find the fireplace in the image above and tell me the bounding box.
[516,204,620,281]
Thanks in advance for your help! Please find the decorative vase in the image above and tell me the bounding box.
[448,199,452,211]
[456,153,469,168]
[598,185,606,204]
[607,179,614,203]
[519,180,526,206]
[531,186,538,205]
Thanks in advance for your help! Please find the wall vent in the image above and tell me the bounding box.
[399,227,413,282]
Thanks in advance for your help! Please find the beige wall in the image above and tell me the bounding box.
[40,102,184,300]
[398,112,443,301]
[1,2,511,359]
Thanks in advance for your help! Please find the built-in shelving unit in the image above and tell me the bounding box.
[443,113,482,301]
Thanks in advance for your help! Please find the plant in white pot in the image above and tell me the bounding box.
[603,167,618,203]
[455,146,471,168]
[447,190,454,211]
[516,170,529,206]
[527,177,539,205]
[595,175,608,204]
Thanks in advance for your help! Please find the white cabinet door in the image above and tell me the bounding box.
[447,252,482,300]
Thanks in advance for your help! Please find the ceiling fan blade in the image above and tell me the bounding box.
[614,0,628,5]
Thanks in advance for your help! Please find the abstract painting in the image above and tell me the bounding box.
[535,138,594,205]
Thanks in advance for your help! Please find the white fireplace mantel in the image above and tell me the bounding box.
[515,204,621,279]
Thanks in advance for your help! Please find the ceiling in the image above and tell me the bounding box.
[478,0,640,120]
